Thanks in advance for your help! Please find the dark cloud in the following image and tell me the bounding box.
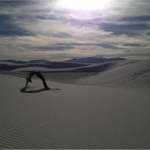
[0,14,13,21]
[126,53,150,57]
[146,32,150,35]
[95,53,150,57]
[99,23,150,36]
[35,15,58,20]
[33,46,75,51]
[100,44,120,49]
[53,32,72,38]
[67,18,150,37]
[0,14,36,36]
[58,43,120,49]
[0,29,35,37]
[122,43,144,47]
[16,14,58,21]
[136,0,150,2]
[28,43,121,51]
[0,1,36,7]
[101,23,150,31]
[119,16,150,22]
[0,0,57,8]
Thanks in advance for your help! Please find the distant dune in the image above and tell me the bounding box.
[64,57,126,63]
[0,59,49,63]
[0,61,88,71]
[0,57,126,64]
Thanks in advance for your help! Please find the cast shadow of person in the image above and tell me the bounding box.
[20,87,45,93]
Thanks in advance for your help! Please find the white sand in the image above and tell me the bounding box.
[0,59,150,148]
[77,59,150,90]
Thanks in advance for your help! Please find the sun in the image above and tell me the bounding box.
[58,0,110,10]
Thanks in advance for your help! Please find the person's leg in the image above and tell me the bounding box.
[36,72,49,89]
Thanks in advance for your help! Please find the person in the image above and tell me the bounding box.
[26,71,51,90]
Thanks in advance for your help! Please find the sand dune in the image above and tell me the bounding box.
[0,59,141,74]
[0,59,150,148]
[1,59,150,89]
[77,59,150,90]
[0,61,88,71]
[1,58,150,90]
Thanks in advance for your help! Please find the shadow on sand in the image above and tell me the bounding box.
[20,87,45,93]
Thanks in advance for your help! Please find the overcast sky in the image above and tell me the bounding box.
[0,0,150,61]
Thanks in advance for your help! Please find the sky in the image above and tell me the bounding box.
[0,0,150,61]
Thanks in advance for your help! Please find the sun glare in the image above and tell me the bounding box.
[58,0,110,10]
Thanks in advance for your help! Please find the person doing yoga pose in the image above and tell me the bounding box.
[26,71,50,90]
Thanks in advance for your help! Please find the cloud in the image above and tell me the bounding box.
[134,0,149,3]
[119,16,150,22]
[57,43,121,49]
[100,44,120,49]
[122,43,144,47]
[146,32,150,35]
[0,14,36,36]
[0,14,12,21]
[68,18,101,29]
[0,0,55,9]
[99,23,150,36]
[95,53,150,58]
[32,45,75,51]
[0,25,35,37]
[35,15,59,20]
[27,42,120,52]
[53,32,72,38]
[0,1,35,7]
[0,0,150,61]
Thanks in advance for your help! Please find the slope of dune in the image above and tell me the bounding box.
[77,59,150,90]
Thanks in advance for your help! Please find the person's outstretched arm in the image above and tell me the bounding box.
[26,77,31,88]
[25,71,37,88]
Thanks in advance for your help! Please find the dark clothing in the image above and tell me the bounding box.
[29,71,37,76]
[36,71,49,89]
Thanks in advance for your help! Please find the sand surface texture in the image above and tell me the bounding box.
[0,59,150,148]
